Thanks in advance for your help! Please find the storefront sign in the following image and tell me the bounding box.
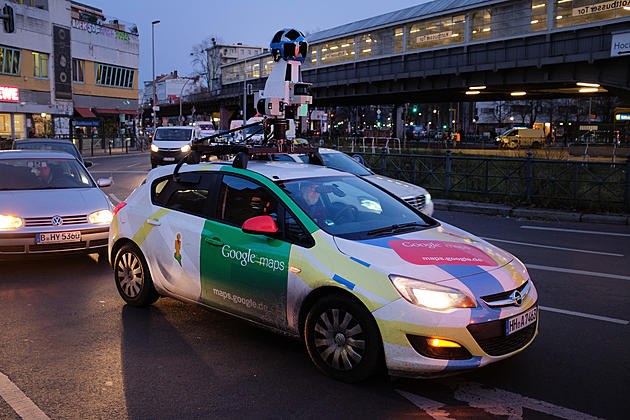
[611,32,630,57]
[0,85,19,102]
[71,18,137,41]
[573,0,630,16]
[615,114,630,120]
[72,120,100,127]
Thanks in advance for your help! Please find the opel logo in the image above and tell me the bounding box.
[51,216,63,226]
[510,290,523,306]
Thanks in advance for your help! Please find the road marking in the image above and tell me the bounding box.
[90,170,147,174]
[0,372,50,420]
[126,162,143,168]
[540,306,629,325]
[395,390,454,420]
[108,193,122,204]
[481,237,623,257]
[453,382,602,420]
[525,264,630,281]
[521,225,630,238]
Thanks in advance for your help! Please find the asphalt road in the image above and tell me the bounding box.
[1,152,628,419]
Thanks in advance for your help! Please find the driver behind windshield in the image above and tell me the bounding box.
[295,182,327,225]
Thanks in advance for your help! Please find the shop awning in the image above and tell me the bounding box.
[75,107,96,118]
[94,108,138,115]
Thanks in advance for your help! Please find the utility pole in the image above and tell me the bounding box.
[151,20,160,129]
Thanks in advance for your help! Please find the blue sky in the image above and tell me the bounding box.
[85,0,427,83]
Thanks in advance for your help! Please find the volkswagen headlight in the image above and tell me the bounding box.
[88,209,113,225]
[389,274,476,310]
[150,143,159,152]
[0,214,24,231]
[180,144,191,153]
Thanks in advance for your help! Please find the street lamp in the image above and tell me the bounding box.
[152,20,160,128]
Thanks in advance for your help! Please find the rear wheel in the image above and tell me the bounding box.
[304,295,382,383]
[114,244,159,306]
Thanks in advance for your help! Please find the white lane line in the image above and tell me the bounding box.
[0,372,50,420]
[525,264,630,281]
[481,237,623,257]
[521,225,630,238]
[90,170,147,174]
[395,390,454,420]
[453,382,602,420]
[108,193,122,204]
[540,306,629,325]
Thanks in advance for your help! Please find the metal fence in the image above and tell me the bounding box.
[352,150,630,213]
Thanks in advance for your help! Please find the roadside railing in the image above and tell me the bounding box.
[352,150,630,213]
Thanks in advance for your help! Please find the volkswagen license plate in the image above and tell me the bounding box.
[36,231,81,244]
[505,306,537,336]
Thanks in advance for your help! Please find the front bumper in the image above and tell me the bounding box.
[151,150,188,165]
[0,226,109,255]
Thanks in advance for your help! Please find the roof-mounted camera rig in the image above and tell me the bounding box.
[174,28,319,180]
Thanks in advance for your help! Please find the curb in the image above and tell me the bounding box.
[434,199,630,226]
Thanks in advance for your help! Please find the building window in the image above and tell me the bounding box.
[72,58,84,82]
[0,46,21,76]
[407,14,466,51]
[32,52,48,78]
[95,63,134,88]
[554,0,630,28]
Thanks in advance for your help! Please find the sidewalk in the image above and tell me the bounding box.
[80,147,149,158]
[434,199,630,225]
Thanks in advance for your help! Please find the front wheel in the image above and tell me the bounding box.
[304,295,382,383]
[114,244,159,306]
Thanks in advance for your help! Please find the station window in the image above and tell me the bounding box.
[530,1,548,31]
[32,52,48,78]
[407,15,465,51]
[0,46,21,76]
[95,63,134,88]
[72,58,84,82]
[471,9,492,40]
[319,37,355,65]
[394,27,404,53]
[472,1,533,41]
[554,0,630,28]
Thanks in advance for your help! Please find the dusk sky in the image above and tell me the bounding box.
[85,0,428,84]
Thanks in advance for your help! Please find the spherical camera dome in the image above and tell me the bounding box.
[270,28,308,63]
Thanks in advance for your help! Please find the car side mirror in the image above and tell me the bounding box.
[97,177,112,188]
[84,160,93,168]
[242,215,278,235]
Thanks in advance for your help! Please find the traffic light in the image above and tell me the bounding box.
[442,125,447,129]
[412,106,418,113]
[2,5,14,33]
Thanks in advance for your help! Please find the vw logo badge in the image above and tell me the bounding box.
[510,290,523,306]
[51,216,63,226]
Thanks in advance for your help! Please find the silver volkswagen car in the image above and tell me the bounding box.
[0,150,113,256]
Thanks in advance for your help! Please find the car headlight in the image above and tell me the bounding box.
[389,274,476,310]
[425,192,432,203]
[88,209,113,225]
[180,144,191,153]
[0,214,24,231]
[150,143,159,152]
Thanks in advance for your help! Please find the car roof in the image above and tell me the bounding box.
[0,150,77,159]
[156,126,194,130]
[14,138,75,144]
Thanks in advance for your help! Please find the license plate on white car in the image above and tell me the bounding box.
[36,231,81,244]
[163,157,175,161]
[505,306,537,335]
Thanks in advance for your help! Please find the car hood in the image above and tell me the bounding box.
[0,188,111,217]
[332,221,515,284]
[362,174,428,198]
[153,140,191,149]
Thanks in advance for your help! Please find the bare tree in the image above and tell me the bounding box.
[492,101,509,124]
[190,36,222,92]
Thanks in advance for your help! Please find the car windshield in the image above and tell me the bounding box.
[298,152,372,176]
[0,158,94,190]
[198,123,214,130]
[280,175,435,240]
[154,128,192,141]
[244,125,264,137]
[14,142,80,160]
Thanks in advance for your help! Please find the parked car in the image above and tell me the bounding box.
[269,148,434,216]
[150,126,202,168]
[495,128,546,149]
[110,158,537,382]
[0,150,112,257]
[12,138,92,167]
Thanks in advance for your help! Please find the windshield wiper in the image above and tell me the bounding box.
[367,222,425,236]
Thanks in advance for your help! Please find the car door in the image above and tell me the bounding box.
[143,172,217,301]
[199,173,293,326]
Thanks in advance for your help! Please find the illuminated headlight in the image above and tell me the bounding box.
[389,274,476,310]
[88,209,113,225]
[0,214,24,231]
[180,144,191,153]
[150,143,159,152]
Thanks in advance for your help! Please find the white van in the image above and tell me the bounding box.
[150,126,201,168]
[495,128,546,149]
[194,121,215,138]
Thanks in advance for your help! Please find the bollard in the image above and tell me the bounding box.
[445,149,451,199]
[526,151,533,203]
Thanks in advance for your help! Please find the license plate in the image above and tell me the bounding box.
[505,306,537,335]
[163,157,175,161]
[36,231,82,244]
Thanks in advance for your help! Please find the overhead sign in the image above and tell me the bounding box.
[611,32,630,57]
[414,30,453,43]
[0,85,19,102]
[616,114,630,121]
[573,0,630,16]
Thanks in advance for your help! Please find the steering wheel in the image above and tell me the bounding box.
[331,205,357,223]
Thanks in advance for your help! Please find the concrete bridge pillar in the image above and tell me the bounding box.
[395,105,404,139]
[220,106,231,130]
